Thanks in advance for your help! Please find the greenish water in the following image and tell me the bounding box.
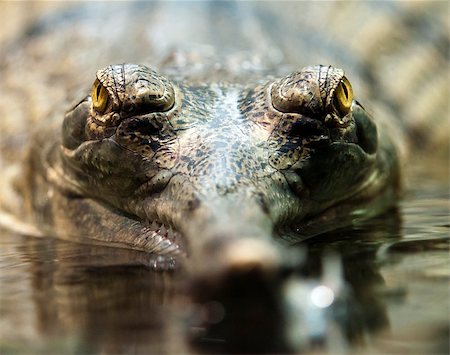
[0,159,448,354]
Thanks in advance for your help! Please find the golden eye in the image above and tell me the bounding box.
[91,78,110,114]
[333,76,353,117]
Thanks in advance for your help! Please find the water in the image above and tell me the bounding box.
[0,158,448,354]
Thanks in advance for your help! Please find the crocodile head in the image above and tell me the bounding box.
[59,63,399,274]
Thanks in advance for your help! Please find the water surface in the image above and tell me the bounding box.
[0,157,448,354]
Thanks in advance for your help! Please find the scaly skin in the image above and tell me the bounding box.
[21,63,400,275]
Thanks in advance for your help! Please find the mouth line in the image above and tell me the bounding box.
[141,218,187,256]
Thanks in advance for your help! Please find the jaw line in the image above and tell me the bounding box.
[141,218,187,256]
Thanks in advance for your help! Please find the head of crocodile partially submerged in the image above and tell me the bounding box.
[22,62,399,275]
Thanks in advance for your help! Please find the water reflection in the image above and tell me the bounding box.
[0,164,448,354]
[188,211,403,353]
[0,235,187,354]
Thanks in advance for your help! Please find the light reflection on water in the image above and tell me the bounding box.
[0,159,448,354]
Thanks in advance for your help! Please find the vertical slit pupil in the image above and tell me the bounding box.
[342,83,348,100]
[96,83,102,98]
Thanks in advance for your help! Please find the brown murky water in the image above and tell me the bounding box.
[1,157,448,354]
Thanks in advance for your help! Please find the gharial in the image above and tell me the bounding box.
[0,2,447,278]
[4,63,398,274]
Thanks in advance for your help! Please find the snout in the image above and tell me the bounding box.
[181,191,281,279]
[142,170,289,278]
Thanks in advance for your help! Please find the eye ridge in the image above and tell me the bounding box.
[270,66,355,121]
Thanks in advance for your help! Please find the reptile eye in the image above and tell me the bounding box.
[333,76,353,117]
[91,78,110,114]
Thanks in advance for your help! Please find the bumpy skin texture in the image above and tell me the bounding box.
[23,63,399,273]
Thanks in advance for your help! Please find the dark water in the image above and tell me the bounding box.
[1,159,448,354]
